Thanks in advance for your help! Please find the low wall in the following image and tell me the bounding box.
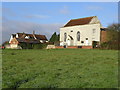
[67,46,78,48]
[82,46,93,49]
[46,45,55,49]
[55,46,93,49]
[55,46,64,48]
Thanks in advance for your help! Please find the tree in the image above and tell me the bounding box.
[49,32,59,43]
[2,41,9,46]
[107,23,120,31]
[57,34,60,41]
[107,23,120,42]
[100,23,120,50]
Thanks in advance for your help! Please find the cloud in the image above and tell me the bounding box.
[25,14,50,19]
[86,6,103,10]
[2,17,63,44]
[60,6,70,14]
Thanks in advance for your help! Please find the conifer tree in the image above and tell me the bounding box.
[49,32,60,43]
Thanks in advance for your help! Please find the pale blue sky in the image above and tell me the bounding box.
[2,2,118,43]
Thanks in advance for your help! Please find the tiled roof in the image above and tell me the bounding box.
[12,34,16,38]
[11,32,48,44]
[35,34,47,40]
[16,33,48,40]
[16,38,40,44]
[64,16,95,27]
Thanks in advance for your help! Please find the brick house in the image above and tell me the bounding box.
[9,31,48,49]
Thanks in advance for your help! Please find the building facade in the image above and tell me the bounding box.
[60,16,104,48]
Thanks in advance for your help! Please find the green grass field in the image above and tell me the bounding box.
[2,49,118,88]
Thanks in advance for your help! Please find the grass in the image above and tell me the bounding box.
[2,49,118,88]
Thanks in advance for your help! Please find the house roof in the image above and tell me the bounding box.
[35,34,47,40]
[10,32,48,44]
[12,34,16,38]
[16,33,48,40]
[64,16,95,27]
[16,38,40,44]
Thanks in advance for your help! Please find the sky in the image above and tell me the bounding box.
[2,2,118,44]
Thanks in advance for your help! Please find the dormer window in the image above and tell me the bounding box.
[16,34,18,38]
[25,36,29,39]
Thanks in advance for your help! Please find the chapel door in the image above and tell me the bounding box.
[70,40,74,46]
[67,39,70,46]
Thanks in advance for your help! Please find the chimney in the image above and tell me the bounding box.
[32,30,37,39]
[33,30,35,35]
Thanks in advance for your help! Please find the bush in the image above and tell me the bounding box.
[92,41,98,48]
[19,43,47,49]
[32,43,47,49]
[100,41,119,50]
[100,42,108,49]
[19,43,27,49]
[19,43,33,49]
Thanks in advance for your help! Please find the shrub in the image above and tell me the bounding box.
[92,41,98,48]
[27,43,33,49]
[19,43,32,49]
[19,43,47,49]
[100,41,119,50]
[32,43,47,49]
[19,43,27,49]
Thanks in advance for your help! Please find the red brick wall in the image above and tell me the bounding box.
[67,46,78,48]
[100,31,107,43]
[55,46,64,48]
[55,46,92,49]
[82,46,92,49]
[10,38,19,44]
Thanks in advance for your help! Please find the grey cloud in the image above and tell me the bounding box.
[2,17,63,44]
[86,6,103,10]
[25,14,50,19]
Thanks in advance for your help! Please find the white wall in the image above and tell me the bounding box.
[60,24,101,46]
[9,35,13,43]
[10,44,18,48]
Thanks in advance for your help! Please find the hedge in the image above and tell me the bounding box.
[100,41,120,50]
[19,43,47,49]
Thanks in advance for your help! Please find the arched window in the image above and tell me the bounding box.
[77,31,80,41]
[64,33,67,42]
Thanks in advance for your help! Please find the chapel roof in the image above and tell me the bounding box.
[64,16,96,27]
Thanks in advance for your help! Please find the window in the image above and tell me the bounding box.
[64,33,67,42]
[93,29,96,35]
[25,36,29,39]
[92,38,95,40]
[16,34,18,38]
[71,30,73,32]
[81,41,84,43]
[77,31,80,41]
[86,38,88,40]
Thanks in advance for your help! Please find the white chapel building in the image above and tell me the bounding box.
[60,16,104,48]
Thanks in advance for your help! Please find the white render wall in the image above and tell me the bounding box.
[60,24,101,46]
[9,35,13,43]
[10,44,18,48]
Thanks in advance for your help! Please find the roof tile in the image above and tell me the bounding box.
[64,16,94,27]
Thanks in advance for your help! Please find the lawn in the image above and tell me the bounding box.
[2,49,118,88]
